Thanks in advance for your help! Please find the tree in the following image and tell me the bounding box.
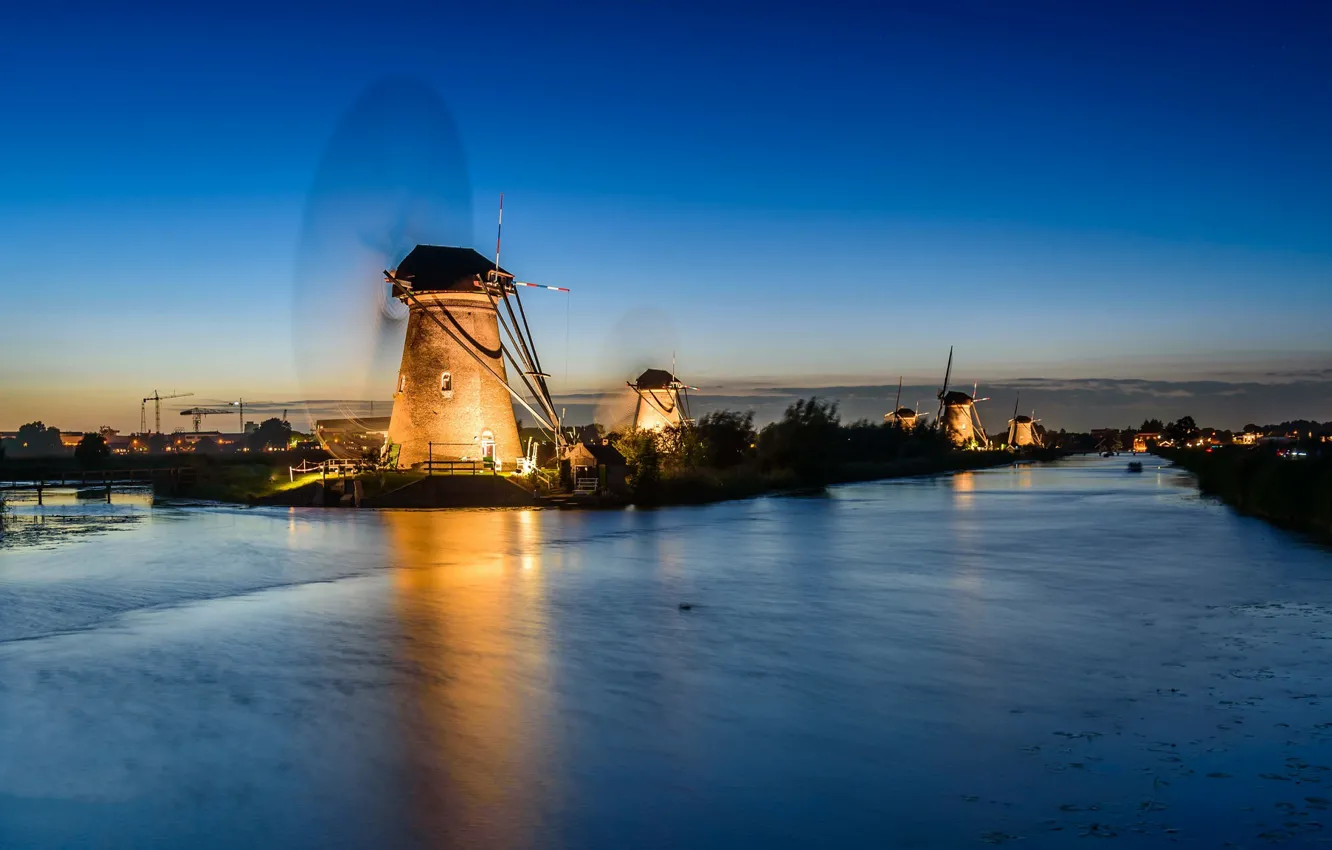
[615,429,661,500]
[147,433,168,454]
[757,397,841,483]
[1167,416,1200,444]
[248,417,292,452]
[9,422,65,457]
[74,433,110,468]
[694,410,757,469]
[1140,418,1165,433]
[656,424,707,472]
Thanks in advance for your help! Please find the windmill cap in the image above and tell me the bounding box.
[1013,415,1033,423]
[394,246,511,292]
[634,368,677,389]
[942,390,974,404]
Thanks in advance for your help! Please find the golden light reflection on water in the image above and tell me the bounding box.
[1015,466,1033,490]
[951,471,976,510]
[382,509,552,847]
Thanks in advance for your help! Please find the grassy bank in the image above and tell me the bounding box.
[639,451,1019,507]
[158,465,425,504]
[1159,447,1332,539]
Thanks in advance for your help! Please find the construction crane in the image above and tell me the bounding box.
[141,390,194,434]
[179,407,231,433]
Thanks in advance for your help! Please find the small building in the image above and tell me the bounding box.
[563,441,629,495]
[1132,431,1160,452]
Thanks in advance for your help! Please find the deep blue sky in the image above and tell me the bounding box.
[2,0,1330,430]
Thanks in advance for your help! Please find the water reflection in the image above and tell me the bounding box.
[383,510,552,848]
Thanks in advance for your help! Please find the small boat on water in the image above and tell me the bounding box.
[1127,461,1144,473]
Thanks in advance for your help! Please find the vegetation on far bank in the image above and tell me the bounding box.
[604,398,1024,506]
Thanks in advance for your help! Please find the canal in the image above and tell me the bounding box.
[2,456,1331,848]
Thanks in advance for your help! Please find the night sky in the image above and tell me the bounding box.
[2,0,1329,432]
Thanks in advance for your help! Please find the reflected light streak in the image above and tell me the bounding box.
[383,510,553,848]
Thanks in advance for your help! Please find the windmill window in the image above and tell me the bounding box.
[397,374,407,394]
[440,372,453,396]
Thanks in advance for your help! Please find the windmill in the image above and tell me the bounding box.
[628,366,695,431]
[382,197,567,468]
[291,81,569,467]
[936,347,989,448]
[1005,394,1043,449]
[884,376,929,430]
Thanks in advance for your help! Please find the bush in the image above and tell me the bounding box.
[74,433,110,468]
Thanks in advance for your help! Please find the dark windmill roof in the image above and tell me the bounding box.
[1013,415,1034,424]
[393,246,510,293]
[894,407,918,418]
[941,390,974,405]
[634,368,677,390]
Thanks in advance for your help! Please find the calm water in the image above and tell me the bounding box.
[3,456,1332,848]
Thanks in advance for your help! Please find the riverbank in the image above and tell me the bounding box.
[1159,447,1332,539]
[144,449,1034,509]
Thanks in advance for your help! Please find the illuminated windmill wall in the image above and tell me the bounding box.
[386,247,521,467]
[629,369,690,432]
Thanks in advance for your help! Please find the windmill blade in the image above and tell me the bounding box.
[939,346,953,398]
[292,78,472,431]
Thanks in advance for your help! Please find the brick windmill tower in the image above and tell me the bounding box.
[628,367,694,431]
[383,237,564,468]
[936,347,990,448]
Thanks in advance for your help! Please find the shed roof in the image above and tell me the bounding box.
[567,441,627,467]
[393,246,511,293]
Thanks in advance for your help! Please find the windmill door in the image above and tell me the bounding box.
[480,430,496,462]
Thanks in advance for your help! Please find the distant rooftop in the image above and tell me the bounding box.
[393,246,510,293]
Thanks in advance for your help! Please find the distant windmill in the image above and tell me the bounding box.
[884,376,928,430]
[936,347,989,448]
[1005,393,1043,448]
[628,366,694,431]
